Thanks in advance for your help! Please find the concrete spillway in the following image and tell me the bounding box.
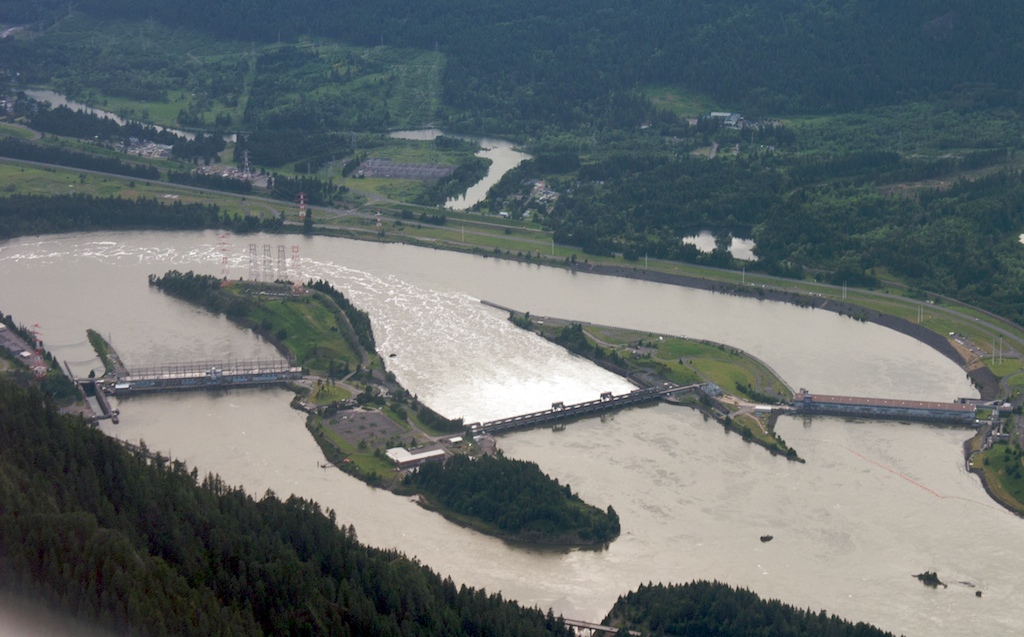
[468,384,700,435]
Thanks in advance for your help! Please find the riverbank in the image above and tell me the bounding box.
[0,154,1011,403]
[573,262,1001,400]
[500,307,801,461]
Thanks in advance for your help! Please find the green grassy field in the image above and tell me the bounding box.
[307,383,353,405]
[239,289,360,375]
[641,86,720,117]
[0,123,38,140]
[587,324,792,401]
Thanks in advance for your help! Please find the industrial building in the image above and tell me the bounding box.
[793,390,977,425]
[385,447,446,471]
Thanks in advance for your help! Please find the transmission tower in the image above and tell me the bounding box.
[262,244,273,283]
[249,243,259,281]
[218,232,231,281]
[297,192,307,220]
[277,245,287,280]
[291,245,303,293]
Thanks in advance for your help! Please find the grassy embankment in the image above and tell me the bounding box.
[513,313,799,459]
[971,442,1024,517]
[0,122,38,140]
[85,329,116,375]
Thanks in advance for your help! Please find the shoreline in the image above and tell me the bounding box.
[573,262,1000,400]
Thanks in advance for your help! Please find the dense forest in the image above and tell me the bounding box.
[0,193,282,239]
[5,2,1024,133]
[234,130,354,172]
[531,154,1024,322]
[268,173,347,207]
[402,452,620,545]
[604,581,896,637]
[0,375,580,636]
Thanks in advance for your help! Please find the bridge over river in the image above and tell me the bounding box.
[468,383,702,436]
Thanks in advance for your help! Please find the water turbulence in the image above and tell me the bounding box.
[300,258,636,422]
[0,232,1020,637]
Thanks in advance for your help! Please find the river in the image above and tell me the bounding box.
[390,129,531,210]
[22,89,230,142]
[0,230,1019,637]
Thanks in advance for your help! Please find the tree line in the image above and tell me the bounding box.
[0,193,285,240]
[0,137,160,180]
[167,169,254,194]
[19,100,229,162]
[413,156,491,206]
[269,173,347,207]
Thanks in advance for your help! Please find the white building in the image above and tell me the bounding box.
[385,447,446,470]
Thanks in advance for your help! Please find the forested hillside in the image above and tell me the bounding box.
[5,1,1024,132]
[0,375,578,636]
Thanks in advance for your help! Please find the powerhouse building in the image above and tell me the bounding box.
[793,390,976,425]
